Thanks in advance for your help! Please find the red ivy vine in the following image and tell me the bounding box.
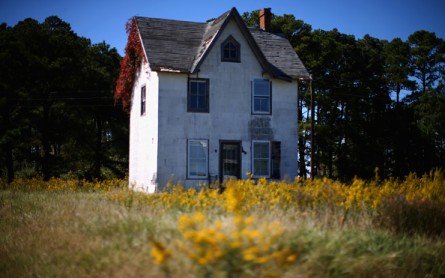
[114,17,146,113]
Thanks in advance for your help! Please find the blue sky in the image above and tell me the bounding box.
[1,0,444,56]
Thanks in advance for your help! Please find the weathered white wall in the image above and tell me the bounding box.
[154,18,299,189]
[269,79,299,180]
[129,63,159,193]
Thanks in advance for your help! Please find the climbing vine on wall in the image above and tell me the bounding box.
[114,17,146,113]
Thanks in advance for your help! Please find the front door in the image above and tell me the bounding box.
[220,141,241,181]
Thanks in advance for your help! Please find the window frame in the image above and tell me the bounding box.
[141,85,146,116]
[221,35,241,63]
[187,78,209,113]
[187,139,209,179]
[252,140,271,178]
[252,79,272,115]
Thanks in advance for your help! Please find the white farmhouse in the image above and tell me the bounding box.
[127,7,309,192]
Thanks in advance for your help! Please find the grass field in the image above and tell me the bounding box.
[1,173,445,277]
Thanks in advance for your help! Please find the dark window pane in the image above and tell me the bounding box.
[271,142,281,179]
[254,80,269,96]
[197,82,205,94]
[141,86,146,115]
[230,49,236,59]
[188,79,209,112]
[222,37,240,62]
[254,143,269,158]
[190,96,198,109]
[254,98,269,113]
[197,95,205,109]
[260,98,269,112]
[254,160,268,176]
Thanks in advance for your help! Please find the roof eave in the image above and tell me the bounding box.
[150,65,190,73]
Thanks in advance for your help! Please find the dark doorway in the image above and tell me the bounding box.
[220,141,241,181]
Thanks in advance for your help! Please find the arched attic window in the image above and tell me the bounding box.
[221,35,240,63]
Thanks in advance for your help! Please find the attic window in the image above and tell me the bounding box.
[221,36,240,62]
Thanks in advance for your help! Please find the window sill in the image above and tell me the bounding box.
[187,177,209,180]
[187,110,209,113]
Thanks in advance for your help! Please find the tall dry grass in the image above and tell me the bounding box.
[1,172,445,277]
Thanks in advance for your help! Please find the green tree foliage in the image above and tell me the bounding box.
[415,90,445,167]
[0,23,26,183]
[241,10,260,28]
[408,30,445,94]
[383,38,415,104]
[0,17,126,183]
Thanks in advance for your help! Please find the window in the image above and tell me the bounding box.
[221,36,240,62]
[188,78,209,113]
[187,140,209,179]
[141,85,146,115]
[252,79,271,114]
[252,141,270,178]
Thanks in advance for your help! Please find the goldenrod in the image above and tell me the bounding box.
[150,241,171,265]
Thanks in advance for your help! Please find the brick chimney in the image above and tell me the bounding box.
[259,8,271,31]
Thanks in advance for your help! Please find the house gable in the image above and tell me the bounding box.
[190,8,274,79]
[196,17,264,79]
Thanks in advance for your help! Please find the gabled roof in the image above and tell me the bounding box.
[135,7,309,80]
[250,30,309,80]
[135,17,206,73]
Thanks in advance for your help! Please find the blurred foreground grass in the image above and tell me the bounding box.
[1,173,445,277]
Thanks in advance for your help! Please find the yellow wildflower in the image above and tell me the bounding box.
[255,256,269,264]
[150,241,171,265]
[286,254,297,263]
[241,228,261,240]
[243,246,258,261]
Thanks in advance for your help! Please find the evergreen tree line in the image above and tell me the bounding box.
[243,11,445,180]
[1,13,444,183]
[0,17,128,183]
